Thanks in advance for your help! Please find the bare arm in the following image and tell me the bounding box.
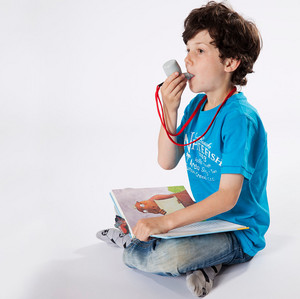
[157,72,187,170]
[133,174,244,241]
[164,174,244,229]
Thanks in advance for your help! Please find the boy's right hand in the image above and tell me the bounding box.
[160,72,187,113]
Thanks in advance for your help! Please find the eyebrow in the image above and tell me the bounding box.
[187,41,216,47]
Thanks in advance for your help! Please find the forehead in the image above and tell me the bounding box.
[187,30,214,46]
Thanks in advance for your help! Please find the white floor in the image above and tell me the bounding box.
[1,125,299,299]
[1,0,300,298]
[2,221,300,299]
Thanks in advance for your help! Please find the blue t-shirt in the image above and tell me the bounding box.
[177,92,270,256]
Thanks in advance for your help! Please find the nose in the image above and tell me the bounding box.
[184,53,192,67]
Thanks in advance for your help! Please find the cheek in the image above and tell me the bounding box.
[202,61,219,76]
[201,63,225,85]
[188,74,216,93]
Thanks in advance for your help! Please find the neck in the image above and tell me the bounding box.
[204,84,236,110]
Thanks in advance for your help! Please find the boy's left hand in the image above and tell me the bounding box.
[132,216,171,241]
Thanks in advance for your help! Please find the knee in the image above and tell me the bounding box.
[122,241,146,273]
[122,239,181,276]
[122,244,136,269]
[122,239,152,270]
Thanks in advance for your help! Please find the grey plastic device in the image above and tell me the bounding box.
[162,59,194,80]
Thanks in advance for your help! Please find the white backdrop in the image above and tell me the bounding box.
[1,0,300,298]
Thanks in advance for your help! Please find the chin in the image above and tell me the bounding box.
[188,82,197,93]
[188,80,204,94]
[188,83,202,94]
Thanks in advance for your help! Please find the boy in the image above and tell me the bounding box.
[98,1,269,297]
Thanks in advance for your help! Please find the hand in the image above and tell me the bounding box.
[132,216,171,241]
[161,72,187,113]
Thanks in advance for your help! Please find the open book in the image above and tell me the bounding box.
[110,185,248,239]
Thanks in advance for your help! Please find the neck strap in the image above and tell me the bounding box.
[155,86,237,146]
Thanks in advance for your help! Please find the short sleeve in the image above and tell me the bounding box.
[221,112,265,180]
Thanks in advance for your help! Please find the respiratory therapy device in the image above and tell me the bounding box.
[162,59,194,80]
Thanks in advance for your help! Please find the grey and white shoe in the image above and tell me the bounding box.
[186,264,222,297]
[96,228,132,248]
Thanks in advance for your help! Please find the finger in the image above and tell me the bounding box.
[135,230,147,241]
[139,235,148,242]
[164,71,180,85]
[132,225,137,236]
[173,80,187,97]
[132,221,143,236]
[162,73,184,92]
[164,78,186,101]
[165,73,186,89]
[133,222,147,241]
[168,75,187,94]
[138,225,151,241]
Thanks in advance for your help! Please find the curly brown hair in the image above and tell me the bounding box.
[182,1,262,86]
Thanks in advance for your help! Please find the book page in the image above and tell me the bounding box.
[152,220,248,239]
[110,186,192,236]
[154,196,185,214]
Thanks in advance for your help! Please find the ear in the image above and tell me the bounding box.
[224,57,241,73]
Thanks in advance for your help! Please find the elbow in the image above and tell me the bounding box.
[218,174,243,212]
[157,157,177,170]
[222,199,237,214]
[219,190,239,212]
[226,198,238,211]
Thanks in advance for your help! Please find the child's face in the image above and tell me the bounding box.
[185,30,229,94]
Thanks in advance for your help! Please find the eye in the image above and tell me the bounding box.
[186,48,190,53]
[198,49,204,54]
